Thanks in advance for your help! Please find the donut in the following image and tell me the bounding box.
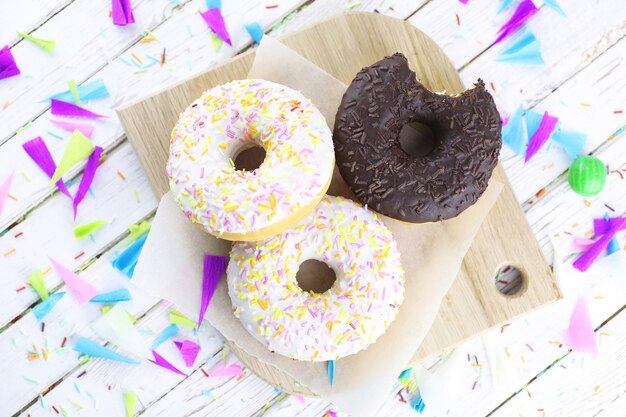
[227,195,405,361]
[167,79,335,241]
[333,53,502,223]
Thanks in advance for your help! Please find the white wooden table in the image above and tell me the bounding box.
[1,1,625,416]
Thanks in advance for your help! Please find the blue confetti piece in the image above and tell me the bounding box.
[73,337,138,364]
[544,0,566,17]
[551,127,587,159]
[496,30,543,65]
[205,0,221,9]
[48,79,109,103]
[398,368,412,379]
[497,0,515,14]
[502,106,526,155]
[245,22,264,44]
[607,236,620,255]
[525,110,544,139]
[409,394,425,413]
[328,360,335,386]
[151,324,179,349]
[32,292,65,321]
[90,288,132,303]
[112,233,148,278]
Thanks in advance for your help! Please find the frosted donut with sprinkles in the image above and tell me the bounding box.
[167,79,335,241]
[227,195,405,361]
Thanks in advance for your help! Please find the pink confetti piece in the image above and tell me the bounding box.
[293,394,306,404]
[174,340,201,367]
[593,217,626,235]
[51,99,107,119]
[0,172,14,216]
[112,0,135,26]
[564,297,597,354]
[493,0,539,45]
[572,237,596,251]
[49,257,98,303]
[573,217,626,272]
[0,45,20,80]
[524,112,559,162]
[72,146,103,219]
[208,363,245,378]
[150,350,187,376]
[198,254,228,327]
[50,119,94,138]
[458,0,469,3]
[201,8,232,46]
[22,137,72,199]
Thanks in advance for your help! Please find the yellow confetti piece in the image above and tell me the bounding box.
[17,31,56,52]
[72,220,106,240]
[68,80,81,105]
[50,131,95,186]
[124,391,137,417]
[4,248,16,256]
[169,310,197,328]
[28,270,48,301]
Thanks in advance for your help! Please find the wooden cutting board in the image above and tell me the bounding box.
[117,12,561,395]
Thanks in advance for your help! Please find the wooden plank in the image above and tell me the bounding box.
[0,142,157,329]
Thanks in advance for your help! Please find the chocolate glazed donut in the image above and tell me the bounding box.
[333,53,502,223]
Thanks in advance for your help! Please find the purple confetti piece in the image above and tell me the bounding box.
[593,217,626,235]
[22,137,72,199]
[150,350,187,376]
[174,340,201,367]
[201,8,232,46]
[493,0,539,45]
[563,297,597,354]
[112,0,135,26]
[0,45,20,80]
[51,99,107,119]
[198,254,228,327]
[524,111,558,162]
[573,217,626,272]
[72,146,102,218]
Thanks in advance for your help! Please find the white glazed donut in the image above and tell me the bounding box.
[227,195,405,361]
[167,79,335,241]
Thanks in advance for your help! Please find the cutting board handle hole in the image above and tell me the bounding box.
[495,265,526,296]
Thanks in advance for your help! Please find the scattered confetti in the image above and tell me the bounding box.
[112,0,135,26]
[201,8,232,46]
[50,119,95,137]
[170,310,197,328]
[564,297,597,354]
[112,233,148,278]
[68,80,81,105]
[124,391,137,417]
[198,255,228,327]
[50,79,110,103]
[551,128,587,159]
[525,111,559,162]
[73,337,138,364]
[72,145,103,218]
[32,292,66,321]
[245,22,264,44]
[493,0,538,45]
[544,0,566,17]
[151,324,179,349]
[50,258,98,304]
[0,172,14,215]
[28,270,49,301]
[48,130,95,186]
[90,288,132,303]
[17,31,56,53]
[573,217,625,271]
[73,219,107,240]
[328,359,335,386]
[0,45,20,80]
[496,29,543,65]
[208,362,245,378]
[128,221,151,243]
[174,340,201,366]
[149,350,187,376]
[51,99,107,119]
[501,106,526,154]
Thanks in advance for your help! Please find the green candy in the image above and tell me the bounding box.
[568,156,606,197]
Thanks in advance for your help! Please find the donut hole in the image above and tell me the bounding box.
[295,259,337,294]
[233,145,267,171]
[399,121,436,157]
[494,265,526,296]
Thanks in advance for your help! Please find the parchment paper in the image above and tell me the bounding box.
[132,37,503,416]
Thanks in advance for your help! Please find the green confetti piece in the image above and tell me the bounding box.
[170,310,197,328]
[568,156,607,197]
[128,221,151,243]
[124,391,137,417]
[68,80,81,105]
[17,31,56,52]
[69,399,85,409]
[50,131,95,186]
[28,270,48,301]
[23,375,39,384]
[209,32,222,52]
[72,220,106,240]
[101,305,113,314]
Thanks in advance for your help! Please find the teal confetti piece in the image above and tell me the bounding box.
[245,22,264,44]
[112,233,148,278]
[525,110,544,139]
[151,324,179,349]
[90,288,132,303]
[608,236,620,255]
[73,337,138,364]
[496,30,543,65]
[551,127,587,159]
[544,0,566,17]
[32,292,65,321]
[205,0,221,9]
[48,79,109,103]
[502,106,526,155]
[497,0,515,14]
[328,360,335,386]
[410,394,425,413]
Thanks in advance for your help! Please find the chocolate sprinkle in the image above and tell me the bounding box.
[333,53,503,222]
